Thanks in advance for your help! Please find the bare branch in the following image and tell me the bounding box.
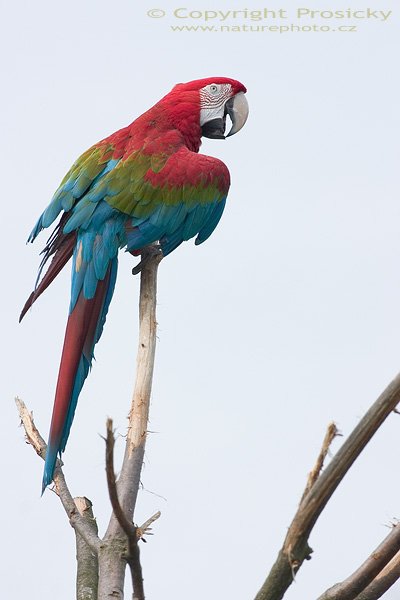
[15,397,101,554]
[318,523,400,600]
[254,372,400,600]
[106,246,162,532]
[75,497,99,600]
[105,419,144,600]
[96,248,162,599]
[15,397,48,460]
[353,548,400,600]
[105,419,137,538]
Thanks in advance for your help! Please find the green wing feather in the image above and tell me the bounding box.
[30,139,229,257]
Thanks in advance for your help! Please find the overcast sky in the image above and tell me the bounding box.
[2,1,400,598]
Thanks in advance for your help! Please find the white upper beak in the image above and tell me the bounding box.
[226,92,249,137]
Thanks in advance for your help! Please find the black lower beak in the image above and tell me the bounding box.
[201,117,226,140]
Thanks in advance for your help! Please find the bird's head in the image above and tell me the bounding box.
[158,77,249,150]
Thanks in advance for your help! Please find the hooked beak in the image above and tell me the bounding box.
[225,92,249,137]
[201,91,249,140]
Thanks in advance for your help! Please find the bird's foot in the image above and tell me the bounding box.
[132,244,163,275]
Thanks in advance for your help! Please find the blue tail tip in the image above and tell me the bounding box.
[41,467,54,496]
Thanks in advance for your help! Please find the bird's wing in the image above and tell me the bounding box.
[61,145,231,256]
[28,142,120,242]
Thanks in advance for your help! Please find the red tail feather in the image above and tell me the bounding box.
[44,270,111,486]
[20,233,76,321]
[50,275,109,435]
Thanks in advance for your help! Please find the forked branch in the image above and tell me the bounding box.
[317,521,400,600]
[255,372,400,600]
[99,246,163,599]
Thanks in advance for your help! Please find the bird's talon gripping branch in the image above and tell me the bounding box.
[132,245,163,275]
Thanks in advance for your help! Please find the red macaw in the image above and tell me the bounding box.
[20,77,249,491]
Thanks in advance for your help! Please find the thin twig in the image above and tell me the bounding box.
[105,418,144,600]
[137,511,161,541]
[254,372,400,600]
[15,397,101,554]
[301,422,339,502]
[15,396,49,461]
[317,523,400,600]
[105,419,137,537]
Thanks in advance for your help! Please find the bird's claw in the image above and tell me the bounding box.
[132,245,163,275]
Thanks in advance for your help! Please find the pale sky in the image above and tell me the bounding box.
[2,1,400,598]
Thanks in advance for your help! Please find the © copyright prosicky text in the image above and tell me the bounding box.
[146,8,393,21]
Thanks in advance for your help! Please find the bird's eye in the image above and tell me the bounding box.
[209,84,219,94]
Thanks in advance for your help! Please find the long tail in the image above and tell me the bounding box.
[42,257,118,492]
[21,208,123,492]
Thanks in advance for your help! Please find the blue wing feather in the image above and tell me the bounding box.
[195,199,227,245]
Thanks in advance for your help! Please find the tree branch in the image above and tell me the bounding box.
[254,371,400,600]
[106,246,162,531]
[99,247,162,599]
[353,548,400,600]
[75,497,99,600]
[15,397,101,554]
[317,522,400,600]
[105,418,144,600]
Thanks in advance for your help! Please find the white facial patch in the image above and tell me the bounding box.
[199,83,232,126]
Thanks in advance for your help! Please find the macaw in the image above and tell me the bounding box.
[20,77,248,492]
